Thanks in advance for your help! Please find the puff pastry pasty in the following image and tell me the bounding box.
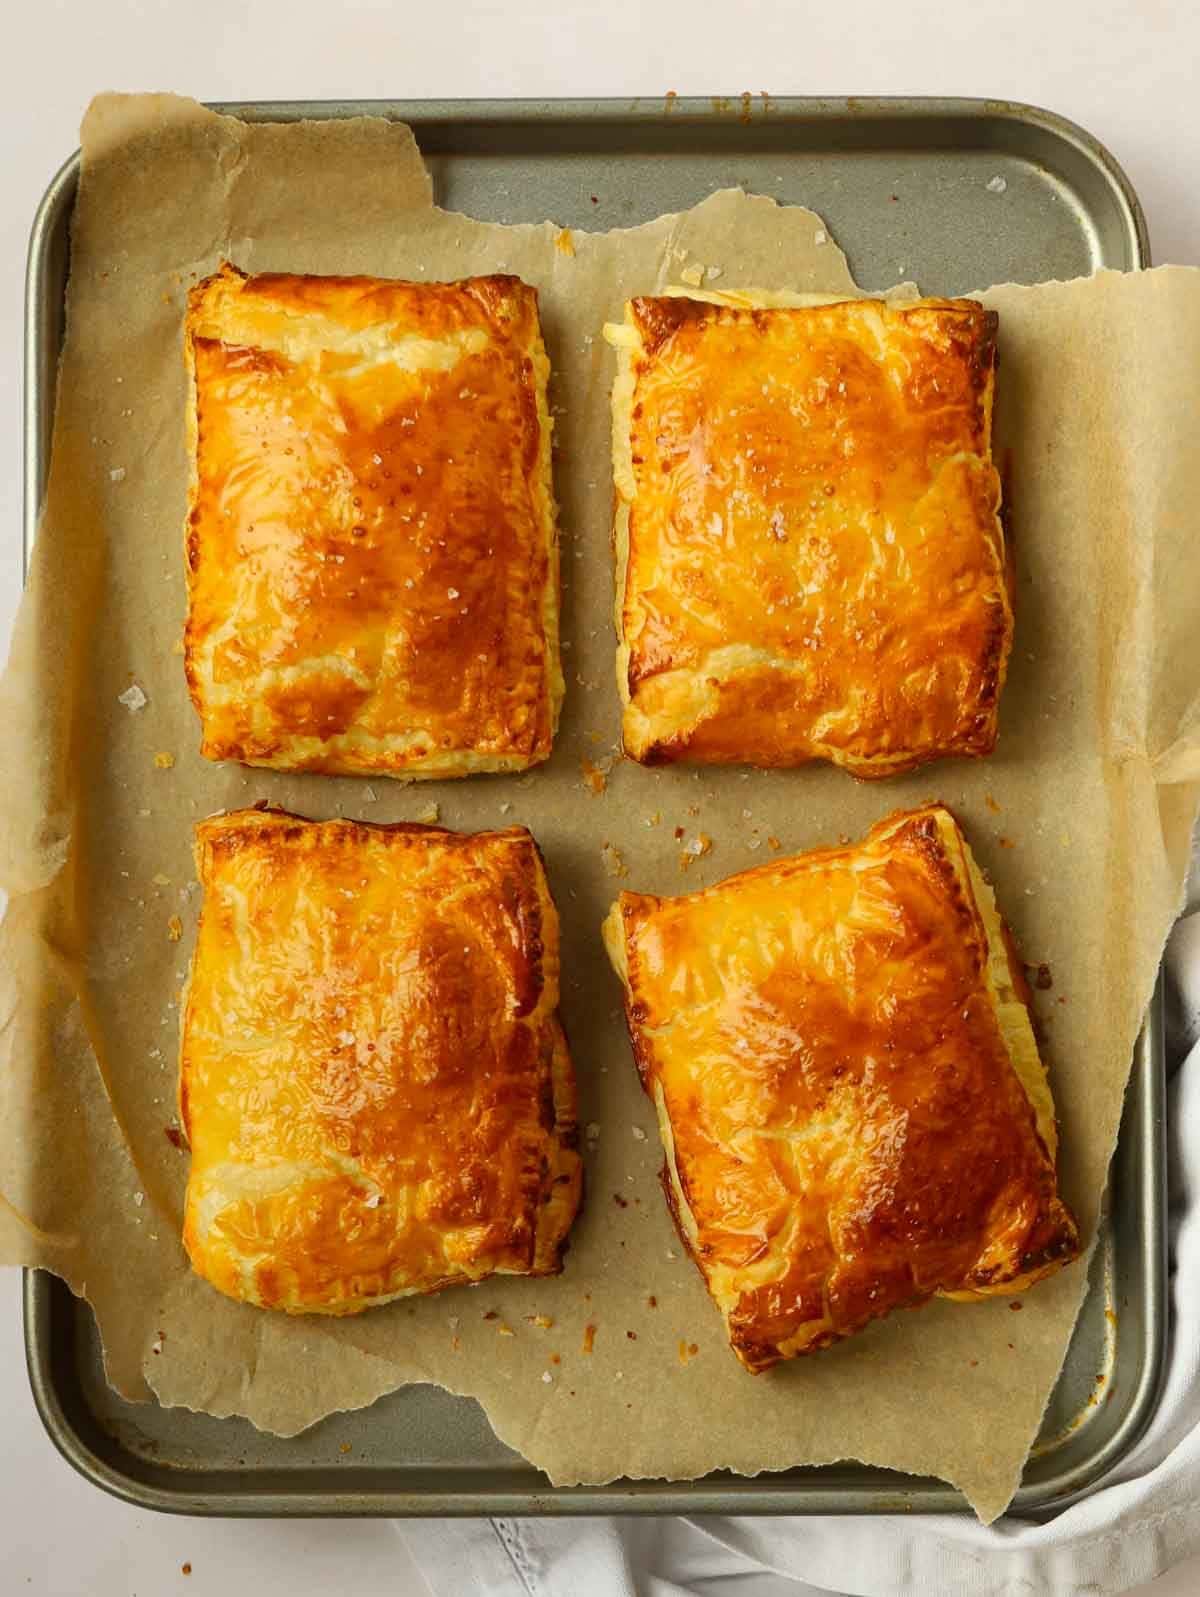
[181,809,582,1313]
[184,264,562,779]
[603,804,1079,1371]
[605,290,1011,776]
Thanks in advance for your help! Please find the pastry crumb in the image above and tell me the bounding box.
[642,811,661,827]
[339,1442,352,1455]
[415,802,440,824]
[581,755,613,795]
[152,873,171,887]
[679,833,712,871]
[767,835,782,852]
[166,915,183,942]
[153,751,175,769]
[679,262,704,287]
[497,1322,515,1337]
[984,792,1001,813]
[526,1313,555,1329]
[678,1341,700,1365]
[601,842,628,878]
[555,227,576,256]
[813,228,828,246]
[581,1323,597,1354]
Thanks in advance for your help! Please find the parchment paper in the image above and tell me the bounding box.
[2,94,1199,1524]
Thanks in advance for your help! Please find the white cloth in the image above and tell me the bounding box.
[398,856,1200,1597]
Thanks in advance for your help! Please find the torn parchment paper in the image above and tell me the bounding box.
[1,94,1199,1523]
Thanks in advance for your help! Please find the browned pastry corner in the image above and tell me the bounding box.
[184,264,562,778]
[605,291,1010,776]
[180,809,581,1313]
[603,804,1078,1371]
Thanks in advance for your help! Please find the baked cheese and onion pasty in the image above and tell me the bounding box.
[180,809,582,1313]
[605,290,1011,777]
[184,265,562,779]
[603,804,1078,1371]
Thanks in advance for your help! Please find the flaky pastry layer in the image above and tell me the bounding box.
[181,809,582,1313]
[604,290,1012,776]
[603,804,1079,1371]
[184,264,562,778]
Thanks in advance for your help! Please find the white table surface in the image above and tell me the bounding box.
[3,3,1200,1591]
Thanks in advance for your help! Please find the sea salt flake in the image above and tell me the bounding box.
[118,683,147,712]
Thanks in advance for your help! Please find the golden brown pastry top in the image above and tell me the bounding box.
[603,804,1078,1371]
[184,264,561,779]
[181,809,581,1313]
[607,292,1011,776]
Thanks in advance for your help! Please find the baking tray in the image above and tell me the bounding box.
[22,96,1164,1518]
